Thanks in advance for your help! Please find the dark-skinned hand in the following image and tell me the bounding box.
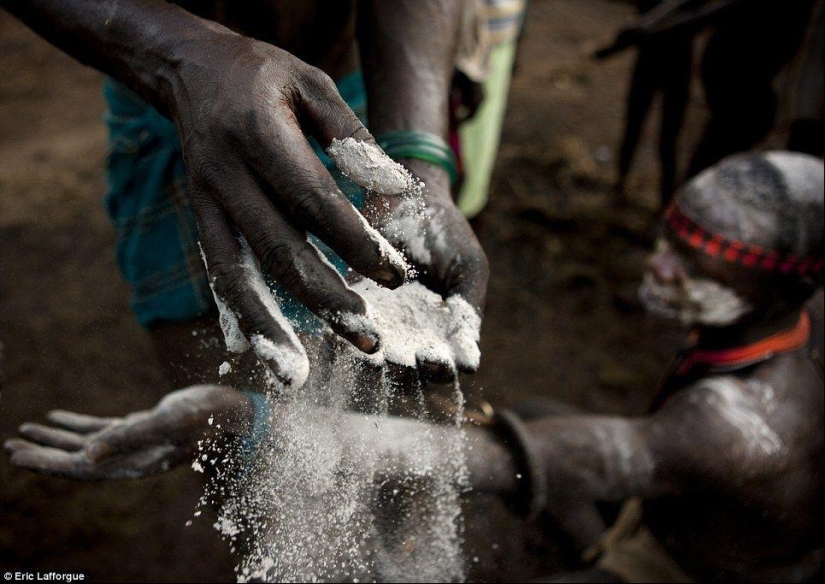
[170,33,412,388]
[361,159,490,384]
[3,385,252,481]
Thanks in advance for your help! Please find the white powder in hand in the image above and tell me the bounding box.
[327,138,413,195]
[348,280,482,372]
[199,240,310,389]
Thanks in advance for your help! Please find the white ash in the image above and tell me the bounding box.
[327,138,413,195]
[196,324,471,582]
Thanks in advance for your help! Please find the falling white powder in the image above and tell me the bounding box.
[327,138,413,195]
[195,297,473,582]
[219,362,232,377]
[386,212,432,265]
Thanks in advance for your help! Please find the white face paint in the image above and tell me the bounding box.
[639,239,754,327]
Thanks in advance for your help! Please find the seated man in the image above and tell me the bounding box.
[6,152,824,582]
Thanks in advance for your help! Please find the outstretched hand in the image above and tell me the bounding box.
[4,386,252,481]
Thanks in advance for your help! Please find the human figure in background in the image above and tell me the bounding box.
[599,0,820,208]
[8,151,823,582]
[688,0,818,176]
[453,0,527,220]
[612,0,693,208]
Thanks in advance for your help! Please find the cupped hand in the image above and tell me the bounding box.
[361,159,489,383]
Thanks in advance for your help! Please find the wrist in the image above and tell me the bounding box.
[376,131,458,189]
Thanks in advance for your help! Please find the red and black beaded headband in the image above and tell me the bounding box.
[665,204,824,277]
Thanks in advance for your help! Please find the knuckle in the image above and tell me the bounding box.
[209,260,247,304]
[302,67,337,95]
[290,189,326,226]
[258,239,299,284]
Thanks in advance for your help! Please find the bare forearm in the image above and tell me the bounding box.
[0,0,231,115]
[357,0,461,138]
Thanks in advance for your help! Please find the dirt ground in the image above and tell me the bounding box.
[1,1,710,581]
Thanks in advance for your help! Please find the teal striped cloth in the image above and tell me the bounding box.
[103,71,368,331]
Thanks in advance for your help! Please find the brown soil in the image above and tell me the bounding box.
[1,1,708,581]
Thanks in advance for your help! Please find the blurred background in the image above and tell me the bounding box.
[0,0,819,581]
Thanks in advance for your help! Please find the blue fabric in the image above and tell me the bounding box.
[103,71,368,330]
[237,389,273,463]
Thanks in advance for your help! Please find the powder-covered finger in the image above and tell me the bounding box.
[193,189,310,389]
[445,295,483,374]
[296,69,413,196]
[4,438,38,454]
[209,260,311,390]
[10,446,91,480]
[239,118,408,288]
[416,342,457,384]
[46,410,117,434]
[327,138,413,196]
[18,423,85,451]
[232,212,383,356]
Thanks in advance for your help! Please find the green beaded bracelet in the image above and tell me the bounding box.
[376,130,459,186]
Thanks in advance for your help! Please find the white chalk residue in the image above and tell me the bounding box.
[639,270,753,327]
[200,243,251,354]
[327,138,413,195]
[343,280,482,373]
[699,378,786,457]
[218,361,232,377]
[196,314,471,582]
[199,239,311,389]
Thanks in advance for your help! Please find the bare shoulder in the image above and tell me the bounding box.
[653,359,822,488]
[656,375,785,459]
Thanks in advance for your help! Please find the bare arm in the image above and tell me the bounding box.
[0,0,207,114]
[4,384,519,490]
[498,377,778,507]
[595,0,748,59]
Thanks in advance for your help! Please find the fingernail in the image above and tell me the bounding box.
[349,332,380,354]
[375,267,404,288]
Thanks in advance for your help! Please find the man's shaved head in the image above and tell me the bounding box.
[678,152,824,262]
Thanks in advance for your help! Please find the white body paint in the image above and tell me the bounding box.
[639,271,753,327]
[692,378,786,457]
